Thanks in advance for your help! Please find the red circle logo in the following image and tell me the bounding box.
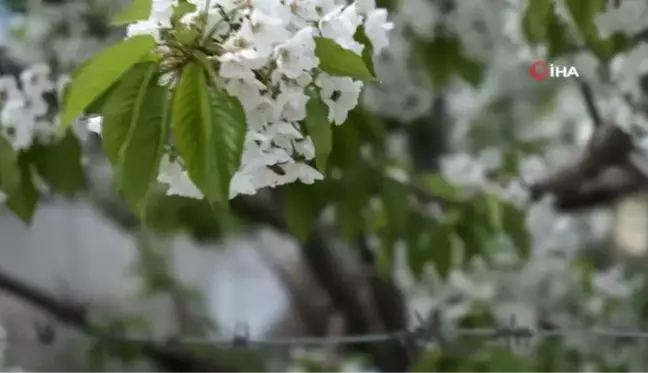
[529,61,549,80]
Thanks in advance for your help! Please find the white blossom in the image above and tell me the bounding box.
[316,73,363,124]
[0,65,71,150]
[119,0,392,199]
[157,154,204,199]
[363,8,393,55]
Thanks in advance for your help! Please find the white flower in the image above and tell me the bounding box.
[264,121,304,140]
[151,0,176,25]
[219,49,267,80]
[157,155,204,199]
[593,266,636,299]
[294,137,316,159]
[126,20,161,42]
[318,4,364,55]
[439,153,487,190]
[316,73,363,124]
[182,7,232,38]
[400,0,439,38]
[240,142,294,169]
[19,63,54,94]
[248,162,323,188]
[0,65,72,149]
[356,0,377,15]
[116,0,391,198]
[363,8,393,55]
[290,0,338,22]
[0,76,22,102]
[1,99,35,150]
[229,172,258,198]
[224,77,267,111]
[272,27,319,81]
[87,116,103,134]
[274,83,309,121]
[239,9,290,55]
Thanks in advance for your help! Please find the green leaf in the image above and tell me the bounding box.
[29,131,84,197]
[415,34,454,88]
[477,194,503,231]
[501,203,531,259]
[84,83,118,116]
[99,62,168,214]
[375,0,396,11]
[118,83,169,214]
[479,346,535,372]
[282,182,326,242]
[174,26,201,45]
[425,224,453,278]
[171,0,197,25]
[565,0,603,42]
[591,31,630,61]
[420,173,464,201]
[455,54,485,87]
[414,33,483,88]
[112,0,152,25]
[329,117,361,169]
[0,135,20,194]
[406,215,453,279]
[100,63,157,165]
[335,164,372,241]
[411,350,442,372]
[314,37,375,81]
[172,62,246,206]
[5,153,38,224]
[62,35,156,128]
[522,0,553,44]
[102,62,169,212]
[454,204,491,263]
[304,88,332,172]
[85,342,108,371]
[353,26,376,78]
[381,177,408,235]
[346,105,385,146]
[546,8,571,59]
[143,192,229,242]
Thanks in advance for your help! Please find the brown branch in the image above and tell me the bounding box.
[0,268,241,372]
[575,77,602,127]
[529,78,648,211]
[231,195,411,371]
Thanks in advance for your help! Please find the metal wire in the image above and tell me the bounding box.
[20,313,648,348]
[153,327,648,346]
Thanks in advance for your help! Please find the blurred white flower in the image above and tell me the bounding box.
[157,154,204,199]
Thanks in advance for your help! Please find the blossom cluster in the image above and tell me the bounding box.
[0,64,69,151]
[6,1,124,72]
[91,0,393,200]
[438,148,539,208]
[395,196,645,368]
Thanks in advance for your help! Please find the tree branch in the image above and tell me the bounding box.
[529,78,648,211]
[231,195,411,371]
[0,268,241,372]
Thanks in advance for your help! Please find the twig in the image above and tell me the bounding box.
[0,268,241,372]
[575,77,602,127]
[530,77,648,210]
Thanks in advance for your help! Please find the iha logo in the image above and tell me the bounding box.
[528,61,579,80]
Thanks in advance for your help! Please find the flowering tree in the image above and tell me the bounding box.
[1,0,648,371]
